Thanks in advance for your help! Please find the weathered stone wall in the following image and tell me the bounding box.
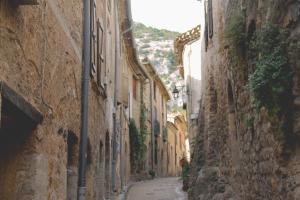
[189,0,300,200]
[0,0,122,199]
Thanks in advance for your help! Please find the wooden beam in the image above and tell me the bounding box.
[0,81,43,124]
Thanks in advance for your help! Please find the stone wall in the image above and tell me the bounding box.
[0,0,123,199]
[189,0,300,200]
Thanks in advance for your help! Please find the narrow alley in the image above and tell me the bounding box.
[1,0,300,200]
[127,177,187,200]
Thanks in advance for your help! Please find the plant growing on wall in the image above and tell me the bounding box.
[129,83,148,173]
[139,84,148,170]
[248,23,293,141]
[129,119,146,173]
[224,2,248,80]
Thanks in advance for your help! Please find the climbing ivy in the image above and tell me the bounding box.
[224,6,246,53]
[139,84,147,169]
[224,2,247,80]
[129,83,147,173]
[248,23,293,141]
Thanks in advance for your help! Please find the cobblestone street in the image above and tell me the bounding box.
[126,177,187,200]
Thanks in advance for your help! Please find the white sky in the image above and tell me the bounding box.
[131,0,202,33]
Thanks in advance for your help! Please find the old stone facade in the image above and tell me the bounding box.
[189,0,300,200]
[0,0,131,199]
[165,115,188,177]
[174,26,201,151]
[143,59,171,177]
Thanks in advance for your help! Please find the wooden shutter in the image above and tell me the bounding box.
[90,0,97,78]
[208,0,213,38]
[204,0,209,51]
[97,19,104,87]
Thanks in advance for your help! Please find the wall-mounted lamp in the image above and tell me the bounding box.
[172,85,186,99]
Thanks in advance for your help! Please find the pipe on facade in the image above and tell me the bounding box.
[149,80,155,171]
[77,0,91,199]
[112,0,120,193]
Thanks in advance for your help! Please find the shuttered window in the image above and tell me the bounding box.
[208,0,213,38]
[97,19,105,87]
[90,0,106,92]
[91,0,97,78]
[204,0,209,51]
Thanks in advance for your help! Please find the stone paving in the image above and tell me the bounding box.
[126,177,187,200]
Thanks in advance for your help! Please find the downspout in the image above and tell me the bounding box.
[119,107,124,189]
[77,0,91,199]
[150,80,155,170]
[112,0,119,193]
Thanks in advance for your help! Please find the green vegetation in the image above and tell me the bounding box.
[224,7,246,52]
[129,84,148,173]
[148,170,156,179]
[181,156,190,191]
[224,4,247,80]
[166,50,177,73]
[133,22,183,113]
[249,24,292,116]
[248,23,293,141]
[129,119,146,173]
[133,22,180,40]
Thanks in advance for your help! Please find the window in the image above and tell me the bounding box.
[90,1,106,91]
[97,19,105,87]
[133,77,138,100]
[90,0,97,78]
[208,0,213,38]
[204,0,213,51]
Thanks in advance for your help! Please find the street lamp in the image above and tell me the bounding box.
[172,85,187,99]
[172,86,180,99]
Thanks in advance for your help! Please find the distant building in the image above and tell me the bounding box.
[174,25,201,151]
[143,58,171,177]
[166,114,188,176]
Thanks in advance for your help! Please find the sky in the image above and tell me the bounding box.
[131,0,202,33]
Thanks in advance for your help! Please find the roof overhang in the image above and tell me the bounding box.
[174,25,201,78]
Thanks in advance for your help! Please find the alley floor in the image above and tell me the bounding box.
[126,177,187,200]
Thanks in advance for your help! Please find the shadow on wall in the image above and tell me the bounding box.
[185,75,202,149]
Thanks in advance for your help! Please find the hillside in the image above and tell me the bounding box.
[133,22,184,109]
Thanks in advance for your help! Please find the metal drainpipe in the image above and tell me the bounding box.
[150,80,155,171]
[77,0,91,199]
[112,0,119,194]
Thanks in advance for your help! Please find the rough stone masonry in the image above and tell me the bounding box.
[189,0,300,200]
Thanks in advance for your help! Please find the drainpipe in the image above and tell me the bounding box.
[77,0,91,199]
[119,107,124,189]
[150,80,155,170]
[112,0,119,194]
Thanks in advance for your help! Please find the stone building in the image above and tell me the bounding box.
[118,0,150,181]
[0,0,132,199]
[143,58,171,177]
[189,0,300,199]
[166,114,188,177]
[174,25,201,151]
